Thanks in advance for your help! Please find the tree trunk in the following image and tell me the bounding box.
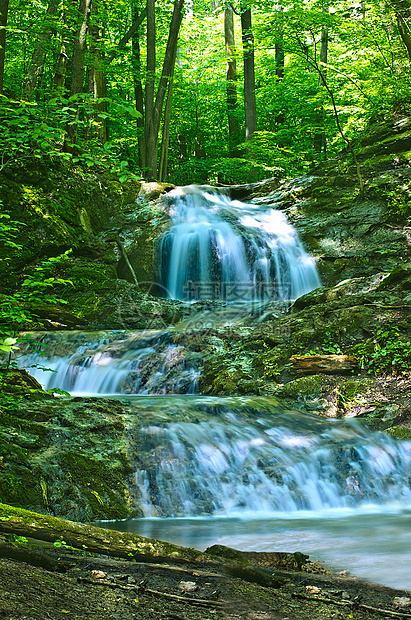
[240,5,257,149]
[144,0,156,176]
[275,42,284,79]
[397,12,411,61]
[0,0,9,93]
[51,0,79,96]
[313,26,328,154]
[52,40,69,94]
[23,0,60,100]
[145,0,184,180]
[65,0,92,147]
[158,45,177,182]
[274,5,285,125]
[86,0,107,144]
[224,6,240,157]
[132,9,146,170]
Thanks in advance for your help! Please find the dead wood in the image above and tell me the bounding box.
[289,354,358,374]
[0,503,202,564]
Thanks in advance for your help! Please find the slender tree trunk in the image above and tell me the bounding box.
[86,0,107,144]
[224,6,240,157]
[23,0,60,100]
[145,0,184,180]
[275,43,284,79]
[65,0,92,146]
[158,68,174,182]
[397,12,411,60]
[132,9,146,170]
[240,5,257,148]
[0,0,9,93]
[145,0,156,174]
[274,4,285,125]
[158,44,177,182]
[313,26,328,154]
[51,0,78,96]
[52,40,69,94]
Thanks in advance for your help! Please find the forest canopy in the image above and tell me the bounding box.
[1,0,411,185]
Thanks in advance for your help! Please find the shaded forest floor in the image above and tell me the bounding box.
[1,547,411,620]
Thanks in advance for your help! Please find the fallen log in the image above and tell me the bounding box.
[289,354,358,375]
[0,503,202,563]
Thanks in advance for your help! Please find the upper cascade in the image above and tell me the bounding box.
[159,185,321,302]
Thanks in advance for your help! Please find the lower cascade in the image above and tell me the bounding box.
[159,185,321,301]
[131,397,411,518]
[18,331,200,395]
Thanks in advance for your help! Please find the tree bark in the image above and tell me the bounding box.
[240,5,257,146]
[51,0,78,96]
[145,0,184,180]
[0,0,9,93]
[86,0,107,144]
[23,0,60,100]
[274,5,285,125]
[158,45,177,182]
[397,12,411,61]
[313,26,328,154]
[224,6,240,157]
[65,0,92,146]
[144,0,156,176]
[132,9,146,170]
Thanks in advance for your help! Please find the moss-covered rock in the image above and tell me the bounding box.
[275,375,323,401]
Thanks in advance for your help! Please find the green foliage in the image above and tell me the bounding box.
[352,320,411,374]
[0,225,73,368]
[307,331,343,355]
[2,0,411,185]
[384,187,411,223]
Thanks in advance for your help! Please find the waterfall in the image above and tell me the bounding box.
[159,185,321,302]
[131,397,411,518]
[18,331,200,396]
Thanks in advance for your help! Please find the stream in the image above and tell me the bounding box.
[16,185,411,591]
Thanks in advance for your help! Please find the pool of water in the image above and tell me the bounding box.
[97,507,411,591]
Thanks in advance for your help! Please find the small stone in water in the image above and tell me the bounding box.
[393,597,411,609]
[178,580,197,592]
[339,570,350,577]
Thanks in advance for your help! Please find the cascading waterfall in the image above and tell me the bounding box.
[131,398,411,518]
[159,185,321,302]
[16,185,321,394]
[18,331,200,396]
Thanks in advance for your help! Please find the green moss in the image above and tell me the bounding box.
[276,375,323,401]
[386,425,411,439]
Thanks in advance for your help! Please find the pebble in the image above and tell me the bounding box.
[178,580,198,592]
[91,570,107,579]
[393,597,411,609]
[306,585,321,595]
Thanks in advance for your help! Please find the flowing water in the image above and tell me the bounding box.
[18,330,200,395]
[159,185,321,301]
[14,186,411,589]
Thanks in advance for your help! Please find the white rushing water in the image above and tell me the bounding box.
[95,396,411,591]
[160,185,321,301]
[17,331,200,395]
[132,403,411,518]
